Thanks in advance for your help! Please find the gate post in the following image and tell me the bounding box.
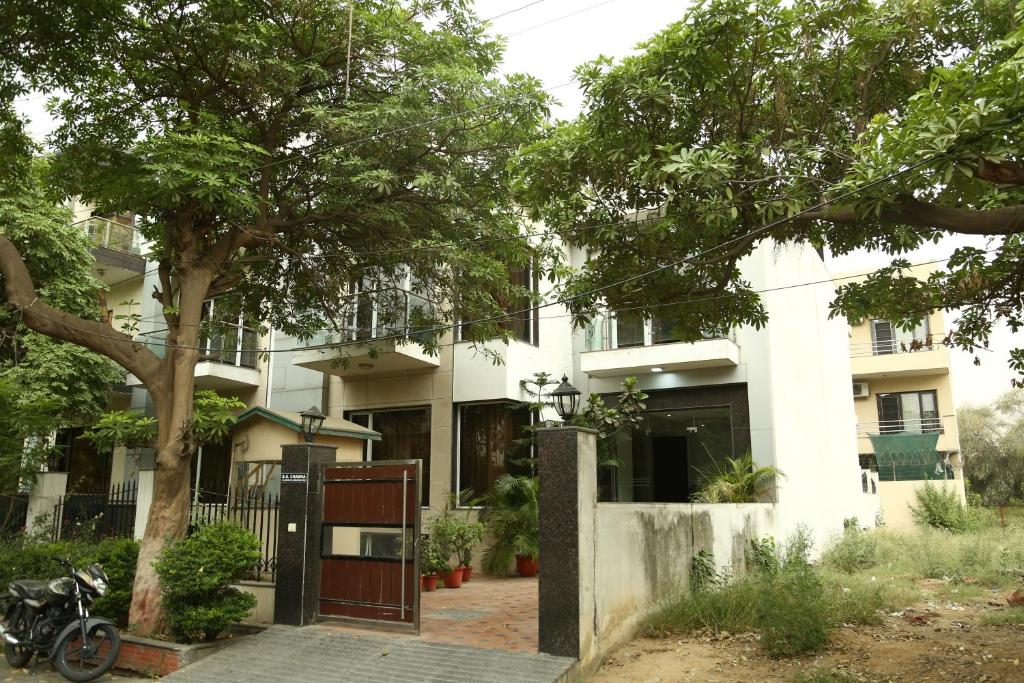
[274,443,337,626]
[26,470,68,535]
[537,426,597,664]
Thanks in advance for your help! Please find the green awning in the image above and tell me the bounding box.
[868,432,948,481]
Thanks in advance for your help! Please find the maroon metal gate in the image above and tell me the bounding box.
[318,460,420,630]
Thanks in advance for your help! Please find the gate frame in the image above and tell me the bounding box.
[316,458,422,633]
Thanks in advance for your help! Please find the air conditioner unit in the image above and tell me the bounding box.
[852,382,870,399]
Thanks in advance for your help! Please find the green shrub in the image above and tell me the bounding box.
[88,537,138,627]
[909,482,987,533]
[0,535,138,628]
[747,536,780,575]
[154,523,260,643]
[823,526,878,574]
[647,578,761,635]
[690,549,726,592]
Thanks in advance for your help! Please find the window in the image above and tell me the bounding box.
[347,408,431,506]
[234,461,281,498]
[200,298,258,368]
[876,390,941,434]
[871,318,930,355]
[458,263,538,345]
[457,403,533,498]
[607,406,735,502]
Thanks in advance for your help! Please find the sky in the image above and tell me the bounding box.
[14,0,1022,406]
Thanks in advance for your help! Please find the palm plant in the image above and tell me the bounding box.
[693,452,784,504]
[479,474,539,575]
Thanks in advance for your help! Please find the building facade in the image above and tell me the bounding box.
[838,264,967,529]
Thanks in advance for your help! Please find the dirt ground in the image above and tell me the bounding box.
[592,588,1024,683]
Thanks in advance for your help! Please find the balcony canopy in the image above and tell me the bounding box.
[868,432,948,481]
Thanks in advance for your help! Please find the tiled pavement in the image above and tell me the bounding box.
[161,624,575,683]
[418,574,538,653]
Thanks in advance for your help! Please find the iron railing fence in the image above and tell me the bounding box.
[189,488,279,581]
[51,480,137,541]
[0,493,29,538]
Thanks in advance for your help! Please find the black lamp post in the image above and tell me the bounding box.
[299,405,326,443]
[550,375,582,424]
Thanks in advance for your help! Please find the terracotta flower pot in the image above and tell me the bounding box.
[441,566,464,589]
[515,555,539,577]
[460,565,473,582]
[421,574,439,592]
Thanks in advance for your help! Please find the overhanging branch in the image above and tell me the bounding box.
[801,196,1024,235]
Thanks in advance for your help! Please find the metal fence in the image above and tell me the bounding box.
[189,488,279,581]
[0,493,29,538]
[51,480,137,541]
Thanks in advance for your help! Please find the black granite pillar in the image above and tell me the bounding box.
[273,443,337,626]
[537,426,597,660]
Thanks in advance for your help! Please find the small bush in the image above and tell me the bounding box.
[823,526,878,574]
[748,536,780,575]
[690,549,726,592]
[909,482,987,533]
[761,536,829,658]
[88,537,139,627]
[155,523,260,642]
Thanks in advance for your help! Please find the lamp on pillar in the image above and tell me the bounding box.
[550,375,581,424]
[299,405,326,443]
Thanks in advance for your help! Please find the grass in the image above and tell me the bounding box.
[648,522,1024,659]
[981,608,1024,626]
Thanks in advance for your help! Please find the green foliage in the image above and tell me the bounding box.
[760,550,829,658]
[154,523,260,642]
[0,535,138,627]
[823,525,879,574]
[480,475,539,575]
[427,513,462,571]
[419,536,448,576]
[689,550,727,593]
[576,376,648,470]
[514,0,1024,378]
[909,481,987,533]
[693,452,783,503]
[959,389,1024,506]
[85,390,244,452]
[748,536,781,575]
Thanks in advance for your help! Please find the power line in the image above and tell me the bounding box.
[484,1,551,21]
[506,0,625,37]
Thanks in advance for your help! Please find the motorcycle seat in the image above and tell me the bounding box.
[9,580,47,600]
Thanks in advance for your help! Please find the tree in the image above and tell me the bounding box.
[0,0,548,633]
[959,389,1024,507]
[514,0,1024,371]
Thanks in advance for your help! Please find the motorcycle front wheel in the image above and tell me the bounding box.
[3,609,33,668]
[52,622,120,682]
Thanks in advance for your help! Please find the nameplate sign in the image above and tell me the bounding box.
[281,473,307,484]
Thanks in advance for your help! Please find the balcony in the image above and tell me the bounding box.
[849,335,949,379]
[580,313,739,378]
[856,415,959,454]
[129,323,261,391]
[74,217,146,284]
[291,288,440,378]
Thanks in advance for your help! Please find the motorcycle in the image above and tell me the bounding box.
[0,557,121,682]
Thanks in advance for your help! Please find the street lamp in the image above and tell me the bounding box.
[550,375,582,424]
[299,405,326,443]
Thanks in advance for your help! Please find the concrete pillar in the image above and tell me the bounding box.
[327,376,344,417]
[537,426,597,664]
[26,471,68,536]
[274,443,338,626]
[133,468,155,540]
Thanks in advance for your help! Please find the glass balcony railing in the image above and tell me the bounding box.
[300,288,434,348]
[75,217,141,255]
[138,323,259,369]
[584,312,732,351]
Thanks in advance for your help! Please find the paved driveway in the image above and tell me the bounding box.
[162,625,576,683]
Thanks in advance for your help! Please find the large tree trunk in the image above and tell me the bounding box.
[127,273,210,635]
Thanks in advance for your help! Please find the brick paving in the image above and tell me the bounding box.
[161,624,575,683]
[419,574,538,653]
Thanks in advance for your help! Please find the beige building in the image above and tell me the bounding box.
[840,265,967,529]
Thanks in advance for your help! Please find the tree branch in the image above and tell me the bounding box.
[802,196,1024,235]
[0,236,163,385]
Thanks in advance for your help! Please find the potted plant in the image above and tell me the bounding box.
[480,474,539,577]
[429,514,464,588]
[419,537,443,592]
[454,520,485,581]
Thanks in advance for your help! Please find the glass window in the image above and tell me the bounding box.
[459,264,538,345]
[876,390,941,433]
[457,403,533,498]
[871,319,930,355]
[651,316,682,345]
[605,406,735,503]
[234,461,281,498]
[346,408,431,506]
[614,314,645,348]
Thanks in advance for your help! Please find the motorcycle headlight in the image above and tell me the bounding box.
[93,576,108,596]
